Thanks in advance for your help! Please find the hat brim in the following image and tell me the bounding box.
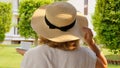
[31,5,88,42]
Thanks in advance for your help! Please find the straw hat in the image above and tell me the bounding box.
[31,2,88,42]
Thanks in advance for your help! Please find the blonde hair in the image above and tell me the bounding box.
[39,37,79,51]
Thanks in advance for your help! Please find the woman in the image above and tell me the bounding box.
[21,2,107,68]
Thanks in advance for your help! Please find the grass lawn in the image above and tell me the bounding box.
[102,48,120,68]
[0,44,23,68]
[102,48,120,61]
[0,44,120,68]
[108,64,120,68]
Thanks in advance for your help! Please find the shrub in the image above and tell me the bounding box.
[92,0,120,54]
[18,0,53,45]
[0,2,12,41]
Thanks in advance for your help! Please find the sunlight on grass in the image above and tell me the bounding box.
[102,48,120,68]
[108,64,120,68]
[0,45,23,68]
[101,48,114,55]
[102,48,120,61]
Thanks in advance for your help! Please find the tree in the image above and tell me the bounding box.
[92,0,120,54]
[0,2,12,41]
[18,0,53,45]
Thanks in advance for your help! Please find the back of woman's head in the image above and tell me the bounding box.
[39,37,79,51]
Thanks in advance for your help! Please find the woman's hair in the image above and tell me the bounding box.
[39,37,79,51]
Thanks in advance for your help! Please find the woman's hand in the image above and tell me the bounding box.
[82,27,94,45]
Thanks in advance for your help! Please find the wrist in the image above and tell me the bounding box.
[87,41,101,57]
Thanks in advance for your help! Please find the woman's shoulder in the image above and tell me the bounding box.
[24,45,51,55]
[78,46,96,58]
[79,46,93,52]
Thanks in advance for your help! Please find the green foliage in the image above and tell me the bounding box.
[92,0,120,54]
[0,34,5,41]
[0,2,12,41]
[18,0,53,39]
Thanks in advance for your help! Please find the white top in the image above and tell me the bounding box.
[21,45,97,68]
